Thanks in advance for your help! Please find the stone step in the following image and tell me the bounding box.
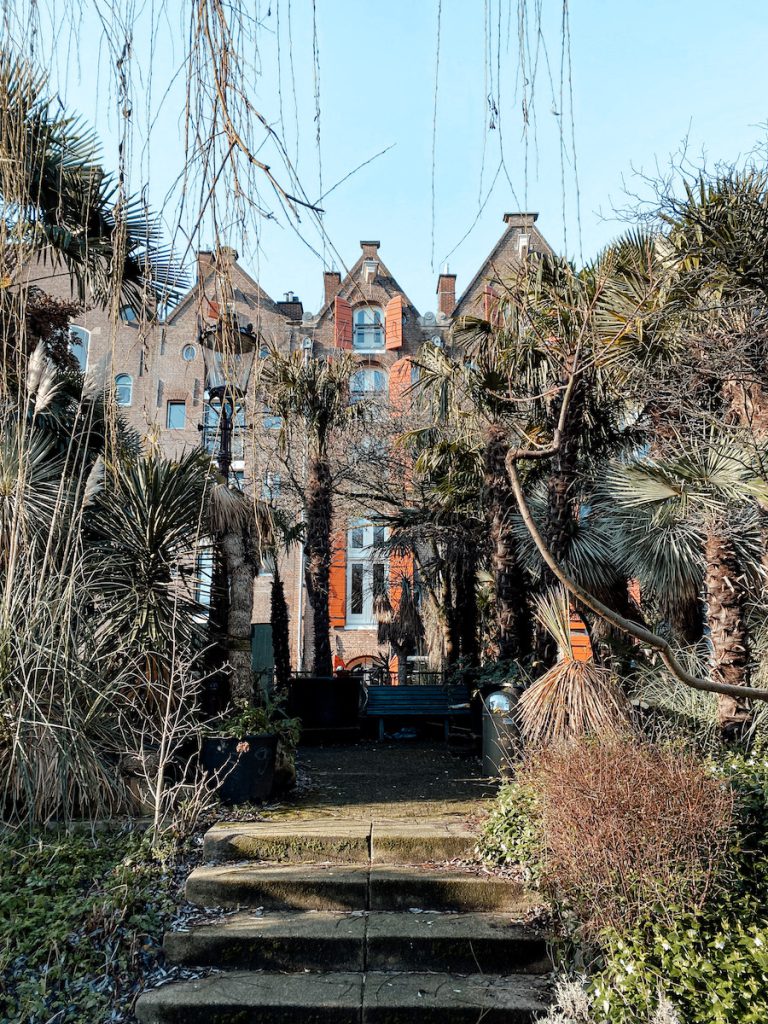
[164,911,366,971]
[366,912,549,974]
[135,970,550,1024]
[186,864,536,914]
[186,864,369,911]
[203,821,372,864]
[202,818,478,865]
[164,910,550,974]
[370,866,535,913]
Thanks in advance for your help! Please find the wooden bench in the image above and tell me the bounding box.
[363,684,471,740]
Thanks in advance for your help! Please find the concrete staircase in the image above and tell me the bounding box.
[136,817,551,1023]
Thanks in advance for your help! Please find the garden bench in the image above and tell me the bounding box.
[363,684,471,740]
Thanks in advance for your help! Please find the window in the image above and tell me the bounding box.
[114,374,133,406]
[166,401,186,429]
[195,545,214,611]
[69,326,90,372]
[353,306,384,350]
[346,522,387,626]
[120,305,138,323]
[350,367,387,403]
[182,344,197,362]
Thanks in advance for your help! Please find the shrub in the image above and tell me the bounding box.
[527,737,734,938]
[587,749,768,1024]
[477,779,542,875]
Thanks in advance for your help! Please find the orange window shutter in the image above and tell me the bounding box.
[205,299,220,321]
[329,530,347,627]
[389,550,414,611]
[334,297,353,349]
[385,294,404,350]
[568,612,593,662]
[388,357,412,411]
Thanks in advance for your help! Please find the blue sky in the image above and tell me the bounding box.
[22,1,768,314]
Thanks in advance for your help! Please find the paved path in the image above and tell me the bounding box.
[284,740,497,819]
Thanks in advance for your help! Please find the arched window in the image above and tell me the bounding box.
[350,367,387,404]
[69,326,90,372]
[115,374,133,406]
[353,306,384,350]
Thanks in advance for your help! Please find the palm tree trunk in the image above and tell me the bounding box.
[704,532,752,735]
[455,542,480,666]
[485,424,532,662]
[304,456,333,677]
[221,527,255,703]
[270,567,291,693]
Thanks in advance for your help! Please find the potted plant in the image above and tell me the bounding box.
[201,701,289,805]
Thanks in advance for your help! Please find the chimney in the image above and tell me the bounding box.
[502,212,538,228]
[324,271,341,307]
[436,271,457,317]
[216,245,239,266]
[276,292,304,322]
[360,240,380,258]
[197,250,215,282]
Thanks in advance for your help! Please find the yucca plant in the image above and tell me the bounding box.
[517,588,630,746]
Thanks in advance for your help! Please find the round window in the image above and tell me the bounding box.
[182,344,197,362]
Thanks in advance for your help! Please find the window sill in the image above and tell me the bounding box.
[340,622,378,631]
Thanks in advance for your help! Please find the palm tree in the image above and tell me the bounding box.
[0,56,184,312]
[606,437,767,734]
[260,350,365,677]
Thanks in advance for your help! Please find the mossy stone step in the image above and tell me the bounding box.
[186,864,369,912]
[202,818,478,864]
[163,910,549,974]
[135,970,550,1024]
[186,863,536,914]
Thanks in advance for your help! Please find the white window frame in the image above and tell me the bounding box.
[353,305,384,352]
[115,374,133,407]
[69,325,90,372]
[350,366,387,403]
[346,521,387,627]
[194,543,214,620]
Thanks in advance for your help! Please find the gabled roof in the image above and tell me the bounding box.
[315,248,421,323]
[452,213,553,318]
[164,251,285,325]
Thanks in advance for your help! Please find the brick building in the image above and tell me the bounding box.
[28,212,553,678]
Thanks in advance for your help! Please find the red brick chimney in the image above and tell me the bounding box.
[324,271,341,307]
[436,272,457,317]
[360,240,380,258]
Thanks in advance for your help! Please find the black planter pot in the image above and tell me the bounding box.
[287,675,361,730]
[201,733,278,805]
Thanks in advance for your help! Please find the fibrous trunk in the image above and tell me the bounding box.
[485,424,531,662]
[221,527,256,703]
[270,567,291,692]
[304,456,333,677]
[704,531,752,735]
[455,542,480,666]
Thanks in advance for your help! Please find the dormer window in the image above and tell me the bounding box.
[353,306,384,351]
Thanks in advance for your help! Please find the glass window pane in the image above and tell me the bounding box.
[167,401,186,429]
[69,327,89,372]
[373,525,385,546]
[196,547,214,607]
[350,563,364,614]
[115,374,132,406]
[351,527,364,549]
